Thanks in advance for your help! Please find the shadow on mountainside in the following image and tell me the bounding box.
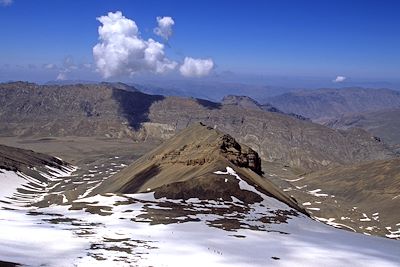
[196,98,222,110]
[0,260,20,267]
[112,89,165,131]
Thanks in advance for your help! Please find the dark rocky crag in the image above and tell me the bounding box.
[217,132,262,175]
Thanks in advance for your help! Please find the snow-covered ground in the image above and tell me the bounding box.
[0,165,76,208]
[0,167,399,266]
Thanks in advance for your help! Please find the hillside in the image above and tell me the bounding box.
[324,108,400,151]
[0,82,395,171]
[147,97,395,170]
[89,123,305,213]
[0,81,164,138]
[0,143,75,208]
[264,158,400,239]
[266,87,400,121]
[0,143,70,173]
[221,95,309,120]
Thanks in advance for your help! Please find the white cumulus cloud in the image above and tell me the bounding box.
[154,16,174,40]
[179,57,214,77]
[93,11,177,79]
[333,75,346,83]
[56,72,68,81]
[55,56,77,80]
[0,0,13,6]
[43,63,57,70]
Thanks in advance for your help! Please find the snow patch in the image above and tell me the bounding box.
[284,177,304,182]
[308,189,329,197]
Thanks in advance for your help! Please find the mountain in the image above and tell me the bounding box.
[132,82,214,100]
[221,95,264,110]
[221,95,309,120]
[45,80,98,85]
[266,87,400,121]
[89,123,305,213]
[147,96,395,170]
[324,108,400,151]
[0,81,164,137]
[0,82,395,171]
[1,125,399,266]
[131,80,294,102]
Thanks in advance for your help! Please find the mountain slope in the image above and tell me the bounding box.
[0,143,70,173]
[265,158,400,238]
[91,123,305,213]
[266,87,400,121]
[0,143,75,208]
[0,81,164,138]
[221,95,309,120]
[324,108,400,151]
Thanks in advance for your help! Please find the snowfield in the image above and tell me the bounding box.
[0,167,399,266]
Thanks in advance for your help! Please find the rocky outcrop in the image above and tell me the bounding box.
[221,95,263,110]
[218,134,262,175]
[142,124,262,174]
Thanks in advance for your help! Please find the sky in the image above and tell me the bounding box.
[0,0,399,87]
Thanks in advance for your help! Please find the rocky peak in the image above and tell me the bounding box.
[221,95,262,110]
[218,134,262,175]
[100,82,139,92]
[147,123,263,175]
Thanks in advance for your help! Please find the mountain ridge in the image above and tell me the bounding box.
[323,108,400,151]
[0,82,396,171]
[266,87,400,121]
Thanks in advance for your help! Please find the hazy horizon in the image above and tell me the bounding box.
[1,0,399,89]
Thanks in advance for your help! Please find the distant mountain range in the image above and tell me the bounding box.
[265,87,400,122]
[132,80,296,101]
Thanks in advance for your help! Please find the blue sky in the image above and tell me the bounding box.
[0,0,399,86]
